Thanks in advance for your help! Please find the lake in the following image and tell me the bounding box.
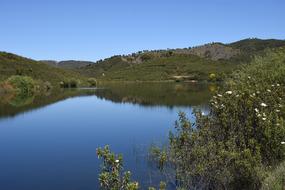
[0,82,213,189]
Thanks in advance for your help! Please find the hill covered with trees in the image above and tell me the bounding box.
[78,38,285,81]
[0,52,88,89]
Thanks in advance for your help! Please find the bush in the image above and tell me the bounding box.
[150,48,285,189]
[96,146,139,190]
[69,79,78,88]
[87,78,97,87]
[59,78,79,88]
[4,75,36,95]
[208,73,216,81]
[97,146,167,190]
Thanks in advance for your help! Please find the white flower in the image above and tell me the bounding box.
[248,76,251,79]
[217,94,222,97]
[226,91,233,95]
[281,142,285,145]
[115,160,120,163]
[277,84,280,87]
[236,94,240,97]
[271,84,275,87]
[261,103,267,107]
[276,109,280,113]
[262,117,266,121]
[254,108,259,113]
[257,114,261,117]
[267,89,271,92]
[256,91,260,94]
[276,123,280,126]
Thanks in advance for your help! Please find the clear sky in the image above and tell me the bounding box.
[0,0,284,61]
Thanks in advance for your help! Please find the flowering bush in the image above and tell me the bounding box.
[97,146,167,190]
[150,48,285,189]
[97,146,139,190]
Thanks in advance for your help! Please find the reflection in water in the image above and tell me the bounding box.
[96,82,213,107]
[0,82,213,189]
[0,89,93,119]
[0,82,213,119]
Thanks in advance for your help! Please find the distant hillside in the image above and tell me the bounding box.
[0,52,87,87]
[79,38,285,81]
[228,38,285,54]
[40,60,95,69]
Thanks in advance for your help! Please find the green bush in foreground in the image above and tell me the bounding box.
[148,48,285,189]
[97,146,139,190]
[97,146,167,190]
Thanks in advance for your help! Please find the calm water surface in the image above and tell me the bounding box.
[0,83,213,189]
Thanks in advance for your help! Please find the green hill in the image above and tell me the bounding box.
[1,38,285,84]
[79,38,285,81]
[0,52,87,87]
[40,60,95,69]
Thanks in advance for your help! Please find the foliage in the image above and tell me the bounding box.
[97,146,168,190]
[148,182,167,190]
[149,48,285,189]
[229,38,285,54]
[96,145,139,190]
[87,78,97,87]
[59,78,79,88]
[0,52,87,88]
[4,75,36,95]
[79,38,285,82]
[80,54,238,82]
[261,161,285,190]
[208,73,216,81]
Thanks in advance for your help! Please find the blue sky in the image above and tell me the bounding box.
[0,0,284,61]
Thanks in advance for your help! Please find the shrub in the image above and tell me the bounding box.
[208,73,216,81]
[59,78,79,88]
[4,75,36,95]
[97,146,167,190]
[150,48,285,189]
[96,145,139,190]
[87,78,97,87]
[69,79,78,88]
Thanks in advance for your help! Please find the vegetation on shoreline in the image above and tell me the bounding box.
[0,52,88,90]
[97,48,285,189]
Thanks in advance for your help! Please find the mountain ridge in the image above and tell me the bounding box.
[77,38,285,81]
